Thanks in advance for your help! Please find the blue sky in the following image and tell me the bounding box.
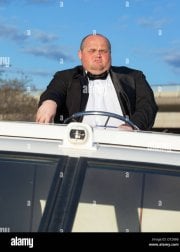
[0,0,180,90]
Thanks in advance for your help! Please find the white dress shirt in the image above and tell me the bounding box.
[83,74,124,128]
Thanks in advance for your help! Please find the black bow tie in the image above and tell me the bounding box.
[87,71,108,80]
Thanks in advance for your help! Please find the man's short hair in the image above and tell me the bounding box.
[80,33,111,52]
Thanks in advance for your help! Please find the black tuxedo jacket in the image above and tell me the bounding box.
[39,65,158,130]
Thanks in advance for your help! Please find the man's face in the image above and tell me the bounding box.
[78,35,111,74]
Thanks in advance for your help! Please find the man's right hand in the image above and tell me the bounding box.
[36,100,57,123]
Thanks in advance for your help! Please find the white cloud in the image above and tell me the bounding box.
[138,17,169,29]
[22,45,75,62]
[0,22,27,42]
[164,51,180,69]
[33,30,59,43]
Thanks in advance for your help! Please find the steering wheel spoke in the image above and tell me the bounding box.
[64,111,139,130]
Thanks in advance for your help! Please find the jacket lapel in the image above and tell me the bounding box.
[110,67,132,116]
[66,67,89,118]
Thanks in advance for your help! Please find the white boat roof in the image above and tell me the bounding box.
[0,121,180,166]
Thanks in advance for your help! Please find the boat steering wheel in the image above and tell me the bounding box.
[64,111,139,130]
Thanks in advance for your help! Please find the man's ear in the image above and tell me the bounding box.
[78,50,82,60]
